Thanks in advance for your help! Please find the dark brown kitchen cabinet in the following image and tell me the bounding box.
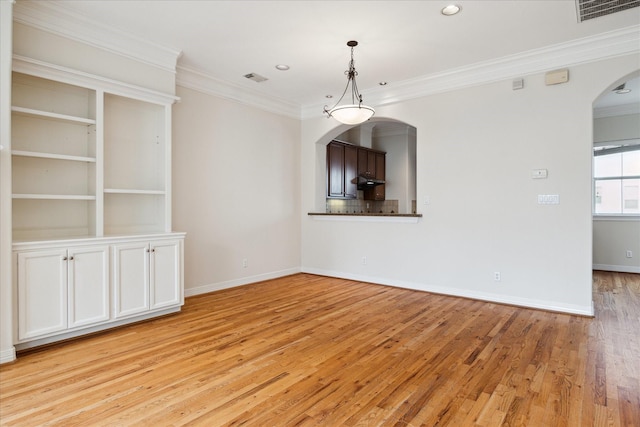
[359,149,386,201]
[327,141,357,199]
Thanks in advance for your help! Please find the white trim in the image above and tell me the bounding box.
[0,346,16,364]
[176,66,301,119]
[302,267,595,316]
[13,56,179,106]
[302,25,640,119]
[12,232,187,249]
[13,0,639,119]
[593,215,640,221]
[184,267,301,297]
[593,264,640,273]
[13,0,181,74]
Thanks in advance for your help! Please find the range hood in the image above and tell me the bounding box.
[355,174,385,189]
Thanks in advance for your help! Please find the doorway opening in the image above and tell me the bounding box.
[591,71,640,276]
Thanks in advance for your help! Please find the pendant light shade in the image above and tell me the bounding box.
[323,41,375,125]
[327,104,375,125]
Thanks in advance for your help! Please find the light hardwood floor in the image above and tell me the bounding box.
[1,272,638,426]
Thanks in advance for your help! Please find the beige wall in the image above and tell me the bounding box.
[172,86,302,294]
[301,54,640,315]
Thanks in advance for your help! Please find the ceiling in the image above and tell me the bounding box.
[18,1,640,112]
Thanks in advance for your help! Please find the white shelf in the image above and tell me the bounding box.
[11,69,173,242]
[104,189,165,195]
[12,150,96,163]
[11,106,96,125]
[13,194,96,200]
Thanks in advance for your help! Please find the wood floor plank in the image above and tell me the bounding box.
[1,272,639,426]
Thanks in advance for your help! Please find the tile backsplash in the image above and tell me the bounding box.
[326,198,399,214]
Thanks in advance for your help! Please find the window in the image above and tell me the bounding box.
[593,146,640,215]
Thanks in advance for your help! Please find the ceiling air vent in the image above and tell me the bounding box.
[576,0,639,22]
[244,73,268,83]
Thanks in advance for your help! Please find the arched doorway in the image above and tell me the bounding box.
[592,71,640,275]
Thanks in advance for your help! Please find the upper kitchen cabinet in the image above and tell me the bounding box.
[327,141,358,199]
[327,140,387,201]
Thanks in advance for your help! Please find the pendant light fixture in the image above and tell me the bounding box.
[323,40,375,125]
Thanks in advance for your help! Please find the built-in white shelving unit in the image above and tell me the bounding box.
[11,59,184,351]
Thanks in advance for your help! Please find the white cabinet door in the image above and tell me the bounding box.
[150,239,182,310]
[68,246,110,328]
[17,250,68,340]
[112,242,149,318]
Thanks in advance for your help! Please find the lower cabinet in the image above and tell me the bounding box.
[13,234,184,348]
[17,246,109,341]
[112,239,182,319]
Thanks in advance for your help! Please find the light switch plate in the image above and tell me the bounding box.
[538,194,559,205]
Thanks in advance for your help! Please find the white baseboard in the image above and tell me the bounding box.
[0,346,16,364]
[184,267,301,297]
[593,264,640,274]
[302,267,594,316]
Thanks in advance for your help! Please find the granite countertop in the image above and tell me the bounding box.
[308,212,422,217]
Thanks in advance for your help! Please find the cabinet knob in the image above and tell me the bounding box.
[63,256,68,261]
[69,256,74,261]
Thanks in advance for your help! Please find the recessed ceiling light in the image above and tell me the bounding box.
[325,95,333,99]
[275,64,290,71]
[441,4,461,16]
[379,81,388,86]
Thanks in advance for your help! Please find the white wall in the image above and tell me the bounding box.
[593,218,640,272]
[593,112,640,273]
[301,54,640,316]
[172,86,302,295]
[594,113,640,143]
[0,0,15,364]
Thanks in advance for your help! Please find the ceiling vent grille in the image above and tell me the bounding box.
[244,73,268,83]
[576,0,639,22]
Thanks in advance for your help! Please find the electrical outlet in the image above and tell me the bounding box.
[494,272,501,282]
[361,256,367,265]
[626,250,633,258]
[242,258,248,268]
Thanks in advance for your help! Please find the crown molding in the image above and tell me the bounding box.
[594,103,640,118]
[176,65,301,119]
[13,55,179,105]
[13,0,638,120]
[302,25,640,119]
[13,0,181,74]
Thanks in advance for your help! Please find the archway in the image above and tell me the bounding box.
[315,118,417,215]
[592,70,640,275]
